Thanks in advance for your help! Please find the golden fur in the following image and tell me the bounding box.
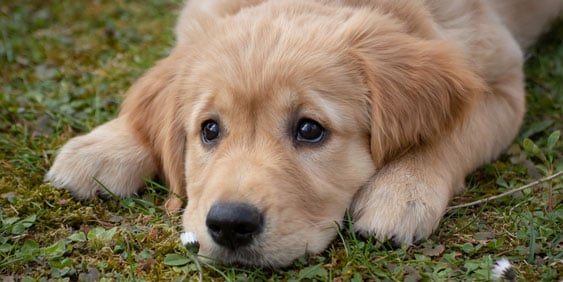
[46,0,561,267]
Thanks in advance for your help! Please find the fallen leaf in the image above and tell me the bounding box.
[78,267,100,282]
[1,192,16,199]
[474,231,495,241]
[422,244,445,257]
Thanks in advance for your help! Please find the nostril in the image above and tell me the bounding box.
[207,223,221,233]
[235,223,258,235]
[206,202,264,250]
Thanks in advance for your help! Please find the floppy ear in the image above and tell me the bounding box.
[345,15,487,167]
[120,50,187,212]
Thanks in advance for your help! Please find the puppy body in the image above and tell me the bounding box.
[46,0,561,266]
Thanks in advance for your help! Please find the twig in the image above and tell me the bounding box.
[447,170,563,211]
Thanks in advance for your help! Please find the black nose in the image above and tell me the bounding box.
[206,202,264,250]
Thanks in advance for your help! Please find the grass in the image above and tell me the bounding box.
[0,1,561,281]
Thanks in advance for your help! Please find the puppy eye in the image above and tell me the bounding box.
[201,120,220,144]
[295,119,325,144]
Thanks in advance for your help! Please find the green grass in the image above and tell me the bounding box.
[1,1,561,281]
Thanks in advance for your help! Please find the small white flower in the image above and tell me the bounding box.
[180,231,198,246]
[492,258,516,281]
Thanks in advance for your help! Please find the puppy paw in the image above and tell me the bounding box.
[350,162,451,245]
[45,118,156,199]
[164,197,184,214]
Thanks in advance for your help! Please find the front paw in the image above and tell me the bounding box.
[45,134,108,199]
[350,164,451,245]
[45,119,156,199]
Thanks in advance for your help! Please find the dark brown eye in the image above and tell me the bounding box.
[296,119,325,144]
[201,120,220,144]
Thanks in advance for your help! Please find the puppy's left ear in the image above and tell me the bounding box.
[120,49,188,212]
[345,15,487,167]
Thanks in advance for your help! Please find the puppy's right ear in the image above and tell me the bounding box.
[341,12,486,168]
[120,50,187,212]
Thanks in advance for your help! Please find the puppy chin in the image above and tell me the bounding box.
[186,234,303,267]
[205,246,267,266]
[180,230,263,265]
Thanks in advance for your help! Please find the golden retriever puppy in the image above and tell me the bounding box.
[45,0,561,267]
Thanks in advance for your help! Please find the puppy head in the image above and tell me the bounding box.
[144,2,484,267]
[176,6,375,267]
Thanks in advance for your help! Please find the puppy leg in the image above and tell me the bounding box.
[45,114,157,199]
[351,66,526,244]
